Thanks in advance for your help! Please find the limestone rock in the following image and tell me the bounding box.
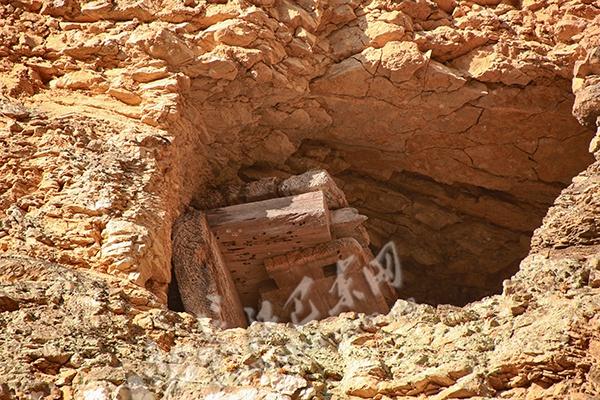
[278,170,349,210]
[0,0,600,399]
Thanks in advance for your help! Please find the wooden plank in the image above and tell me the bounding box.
[260,268,391,323]
[260,276,337,323]
[171,209,247,328]
[264,237,369,288]
[206,191,332,308]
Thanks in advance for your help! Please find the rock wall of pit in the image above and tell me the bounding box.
[1,0,598,304]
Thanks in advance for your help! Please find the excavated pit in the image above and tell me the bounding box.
[169,113,594,326]
[2,1,600,397]
[168,47,595,323]
[278,137,591,308]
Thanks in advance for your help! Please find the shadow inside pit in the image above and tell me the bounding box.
[167,266,185,312]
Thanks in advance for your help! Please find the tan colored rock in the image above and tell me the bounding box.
[365,21,405,48]
[278,170,349,210]
[107,87,142,106]
[434,0,457,14]
[51,70,106,91]
[182,51,238,80]
[0,0,600,398]
[379,40,428,82]
[205,19,258,47]
[130,66,170,83]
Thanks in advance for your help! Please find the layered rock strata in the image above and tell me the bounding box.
[0,0,600,399]
[1,0,598,306]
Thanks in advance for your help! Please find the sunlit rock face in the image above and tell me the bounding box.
[1,0,600,398]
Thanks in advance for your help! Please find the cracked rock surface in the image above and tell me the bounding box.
[1,0,598,305]
[1,0,600,398]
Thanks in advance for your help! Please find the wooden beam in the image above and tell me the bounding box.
[171,210,247,328]
[260,269,391,323]
[264,237,369,288]
[206,191,332,307]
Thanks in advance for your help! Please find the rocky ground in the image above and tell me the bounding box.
[1,0,600,398]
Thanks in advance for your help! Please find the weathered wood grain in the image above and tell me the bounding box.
[172,209,247,328]
[206,191,332,307]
